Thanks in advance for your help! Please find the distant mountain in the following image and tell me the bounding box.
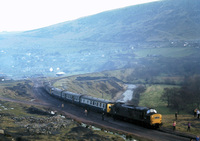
[22,0,200,42]
[0,0,199,79]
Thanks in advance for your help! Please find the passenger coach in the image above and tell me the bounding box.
[80,95,114,114]
[61,91,82,105]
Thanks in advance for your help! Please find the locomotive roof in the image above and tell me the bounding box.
[52,87,63,92]
[62,91,83,97]
[121,104,149,111]
[82,95,113,103]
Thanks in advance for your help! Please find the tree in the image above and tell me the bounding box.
[170,87,184,113]
[161,75,200,112]
[161,87,184,113]
[182,75,200,108]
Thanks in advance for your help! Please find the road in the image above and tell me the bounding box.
[31,79,195,141]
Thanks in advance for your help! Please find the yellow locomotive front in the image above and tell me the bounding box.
[150,113,162,128]
[145,109,162,128]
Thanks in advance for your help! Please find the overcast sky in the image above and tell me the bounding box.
[0,0,159,32]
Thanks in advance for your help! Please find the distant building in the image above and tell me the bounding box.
[56,72,65,76]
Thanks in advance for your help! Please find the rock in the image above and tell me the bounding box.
[0,129,5,134]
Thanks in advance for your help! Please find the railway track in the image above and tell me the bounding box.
[31,79,194,141]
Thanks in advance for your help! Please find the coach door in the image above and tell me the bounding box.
[107,103,114,113]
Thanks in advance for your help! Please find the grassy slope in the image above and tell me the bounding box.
[139,85,180,114]
[53,74,125,101]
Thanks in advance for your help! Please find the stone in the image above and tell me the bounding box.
[0,129,5,134]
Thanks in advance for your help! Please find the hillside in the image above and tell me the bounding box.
[22,0,200,42]
[17,0,199,42]
[0,0,199,79]
[53,75,125,101]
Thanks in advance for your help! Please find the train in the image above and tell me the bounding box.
[43,82,162,128]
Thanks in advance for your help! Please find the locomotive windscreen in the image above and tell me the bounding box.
[147,109,157,114]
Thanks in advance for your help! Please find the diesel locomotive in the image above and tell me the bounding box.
[43,82,162,128]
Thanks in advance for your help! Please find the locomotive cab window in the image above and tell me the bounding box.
[147,109,157,114]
